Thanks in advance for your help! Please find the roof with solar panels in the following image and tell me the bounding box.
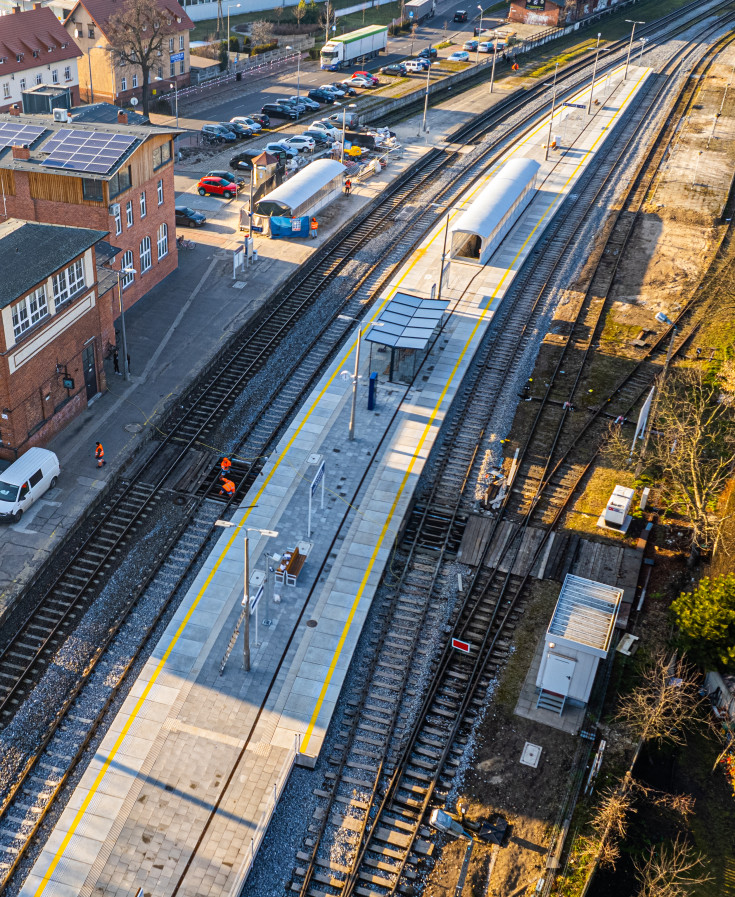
[0,111,180,180]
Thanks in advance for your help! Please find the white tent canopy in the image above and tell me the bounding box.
[450,157,540,265]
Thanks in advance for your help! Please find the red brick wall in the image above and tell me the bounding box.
[3,164,178,315]
[0,258,110,460]
[508,1,564,25]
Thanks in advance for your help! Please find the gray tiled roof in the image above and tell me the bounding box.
[0,220,108,308]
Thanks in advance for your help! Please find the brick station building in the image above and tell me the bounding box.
[0,219,111,459]
[509,0,625,27]
[0,109,179,455]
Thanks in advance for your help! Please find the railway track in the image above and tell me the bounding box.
[286,20,735,897]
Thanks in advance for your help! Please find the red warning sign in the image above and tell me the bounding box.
[452,637,471,654]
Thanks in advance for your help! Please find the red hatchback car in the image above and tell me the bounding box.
[197,176,240,199]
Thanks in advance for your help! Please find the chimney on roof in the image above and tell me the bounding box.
[8,104,21,116]
[12,5,21,12]
[33,2,42,8]
[117,110,128,124]
[12,145,30,160]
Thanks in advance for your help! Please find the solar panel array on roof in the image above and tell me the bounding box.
[41,128,136,174]
[365,292,449,350]
[0,121,47,150]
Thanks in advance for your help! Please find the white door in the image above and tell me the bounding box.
[543,653,576,696]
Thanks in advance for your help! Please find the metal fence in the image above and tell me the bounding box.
[176,51,303,109]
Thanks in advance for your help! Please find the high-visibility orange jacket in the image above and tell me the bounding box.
[220,478,235,495]
[220,457,232,473]
[95,443,104,460]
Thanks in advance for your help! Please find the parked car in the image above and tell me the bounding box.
[418,46,438,58]
[261,102,297,119]
[231,115,262,132]
[197,176,240,198]
[248,112,271,127]
[448,50,470,61]
[0,448,59,524]
[283,135,316,152]
[380,62,407,75]
[478,41,492,53]
[260,144,288,163]
[303,129,334,146]
[276,96,306,108]
[290,94,320,110]
[404,58,429,73]
[327,110,359,129]
[264,141,298,158]
[201,123,237,142]
[453,9,467,21]
[230,151,260,171]
[310,120,341,139]
[205,170,245,186]
[176,206,207,227]
[308,88,337,103]
[463,40,478,51]
[346,74,377,89]
[222,120,253,138]
[330,82,357,96]
[352,70,379,83]
[322,83,348,97]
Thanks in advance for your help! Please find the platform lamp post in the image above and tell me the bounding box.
[637,37,647,65]
[587,33,601,114]
[337,102,357,164]
[421,61,437,133]
[116,266,136,382]
[544,62,559,162]
[286,46,302,114]
[169,81,179,127]
[215,521,278,671]
[338,315,383,441]
[475,4,483,66]
[623,20,645,81]
[489,29,498,93]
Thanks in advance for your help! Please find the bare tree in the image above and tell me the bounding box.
[587,783,635,869]
[273,3,284,23]
[250,19,275,46]
[319,0,336,42]
[106,0,178,116]
[634,835,711,897]
[614,653,703,752]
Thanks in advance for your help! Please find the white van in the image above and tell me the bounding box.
[0,447,60,523]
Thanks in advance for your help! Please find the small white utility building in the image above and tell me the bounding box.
[449,157,540,265]
[536,575,622,715]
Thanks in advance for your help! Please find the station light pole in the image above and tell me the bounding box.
[587,32,601,115]
[337,102,357,164]
[421,61,437,133]
[338,315,382,441]
[489,31,498,93]
[475,4,483,66]
[286,46,302,115]
[215,521,278,672]
[545,62,559,162]
[116,266,136,382]
[624,20,645,81]
[226,2,241,70]
[169,81,179,127]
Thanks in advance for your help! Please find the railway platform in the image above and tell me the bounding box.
[21,63,651,897]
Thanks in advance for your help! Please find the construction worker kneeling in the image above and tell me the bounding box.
[219,476,235,496]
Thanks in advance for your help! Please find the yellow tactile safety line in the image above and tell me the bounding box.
[300,65,646,751]
[32,64,646,896]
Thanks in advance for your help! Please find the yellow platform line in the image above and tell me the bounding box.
[32,67,646,897]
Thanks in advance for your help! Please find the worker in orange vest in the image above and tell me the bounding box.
[344,178,352,196]
[95,442,106,468]
[310,217,318,239]
[220,456,232,476]
[219,476,235,496]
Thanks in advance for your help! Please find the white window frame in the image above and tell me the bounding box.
[169,59,175,78]
[157,178,163,205]
[180,59,185,74]
[132,73,138,88]
[121,76,127,91]
[140,190,146,218]
[19,77,26,90]
[52,259,85,306]
[12,285,48,339]
[157,222,168,259]
[140,236,152,273]
[2,82,9,99]
[114,205,122,235]
[121,250,134,288]
[64,66,71,81]
[52,69,58,84]
[35,72,42,85]
[126,199,133,228]
[169,37,174,52]
[179,34,185,50]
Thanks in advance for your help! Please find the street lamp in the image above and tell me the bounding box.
[475,4,483,66]
[421,61,438,133]
[116,266,136,382]
[587,32,601,115]
[489,30,498,94]
[430,201,465,304]
[338,315,383,441]
[637,37,647,65]
[624,20,645,81]
[286,46,302,115]
[337,102,357,164]
[544,62,559,162]
[226,1,242,70]
[169,81,179,127]
[215,521,278,672]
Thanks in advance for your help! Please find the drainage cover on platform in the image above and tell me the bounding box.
[306,620,318,628]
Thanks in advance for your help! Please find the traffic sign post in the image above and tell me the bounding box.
[452,637,472,654]
[308,459,326,537]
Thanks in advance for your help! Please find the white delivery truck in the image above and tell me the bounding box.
[320,25,388,71]
[405,0,436,22]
